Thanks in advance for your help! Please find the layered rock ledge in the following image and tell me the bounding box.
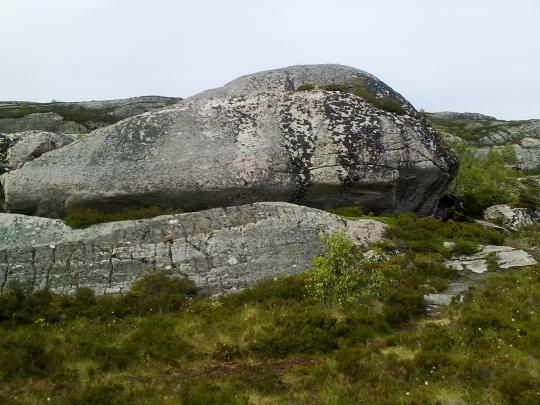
[0,202,387,295]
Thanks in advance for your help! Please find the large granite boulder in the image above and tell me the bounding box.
[1,65,457,218]
[0,202,387,295]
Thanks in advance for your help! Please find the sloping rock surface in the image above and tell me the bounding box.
[0,202,387,295]
[2,65,457,218]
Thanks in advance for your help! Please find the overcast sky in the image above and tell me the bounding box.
[1,0,539,120]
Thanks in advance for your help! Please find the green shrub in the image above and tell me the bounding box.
[450,143,519,216]
[375,96,405,114]
[305,232,384,308]
[325,206,364,219]
[321,83,349,92]
[222,274,308,307]
[383,285,425,325]
[335,346,376,378]
[0,332,69,381]
[119,273,197,316]
[295,83,315,91]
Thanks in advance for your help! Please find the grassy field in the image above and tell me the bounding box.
[1,214,538,404]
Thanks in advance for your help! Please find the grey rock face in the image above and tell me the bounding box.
[0,131,74,173]
[0,131,75,210]
[0,202,387,296]
[483,204,540,230]
[2,64,457,218]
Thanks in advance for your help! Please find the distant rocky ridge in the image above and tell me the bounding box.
[426,112,540,170]
[0,96,182,134]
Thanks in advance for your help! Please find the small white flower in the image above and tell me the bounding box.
[424,381,429,385]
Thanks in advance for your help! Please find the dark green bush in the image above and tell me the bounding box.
[322,83,349,92]
[0,333,69,381]
[335,347,376,378]
[221,275,308,307]
[119,273,197,316]
[383,286,425,325]
[375,97,405,114]
[295,83,315,91]
[0,273,199,326]
[249,310,340,357]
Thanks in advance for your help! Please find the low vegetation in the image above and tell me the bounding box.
[0,102,122,125]
[426,115,526,144]
[295,78,405,115]
[3,212,537,404]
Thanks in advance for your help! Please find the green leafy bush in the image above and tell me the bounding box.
[119,273,197,316]
[305,232,384,308]
[450,142,518,216]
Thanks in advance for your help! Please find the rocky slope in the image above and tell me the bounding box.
[0,202,387,295]
[0,96,182,134]
[1,64,457,218]
[426,112,540,170]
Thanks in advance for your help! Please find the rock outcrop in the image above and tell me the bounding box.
[483,204,540,230]
[0,131,74,173]
[0,202,387,295]
[445,244,537,273]
[1,64,457,218]
[0,112,85,134]
[426,112,540,170]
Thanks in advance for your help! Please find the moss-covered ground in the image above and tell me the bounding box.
[1,214,538,404]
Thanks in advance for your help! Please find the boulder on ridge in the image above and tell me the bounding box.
[1,64,458,218]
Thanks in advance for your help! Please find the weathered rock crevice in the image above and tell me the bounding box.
[0,203,387,295]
